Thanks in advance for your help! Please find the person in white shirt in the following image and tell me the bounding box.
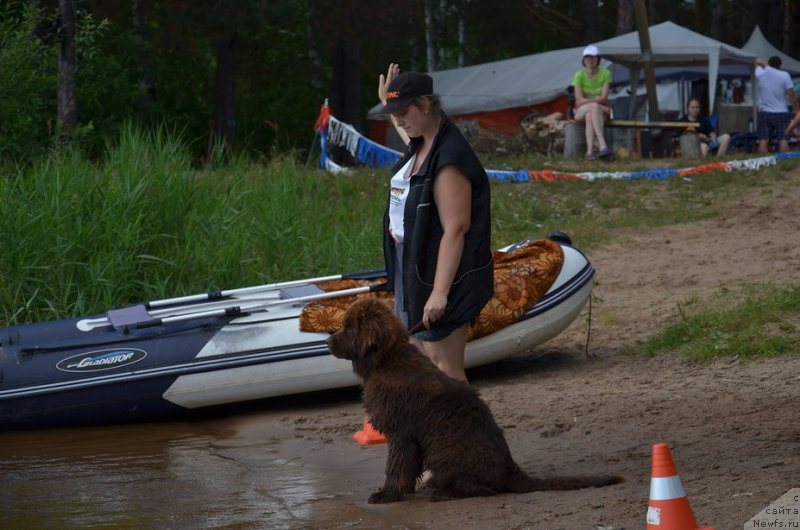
[754,56,799,153]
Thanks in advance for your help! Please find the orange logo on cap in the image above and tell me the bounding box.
[386,91,400,99]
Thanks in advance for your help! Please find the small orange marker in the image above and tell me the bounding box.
[353,416,388,445]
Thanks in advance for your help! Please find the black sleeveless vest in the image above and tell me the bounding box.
[383,114,493,330]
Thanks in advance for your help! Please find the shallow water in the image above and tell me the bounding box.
[1,423,282,528]
[0,395,402,530]
[0,360,542,530]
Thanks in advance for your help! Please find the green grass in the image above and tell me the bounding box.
[1,126,799,356]
[642,284,800,360]
[0,125,386,324]
[486,159,796,249]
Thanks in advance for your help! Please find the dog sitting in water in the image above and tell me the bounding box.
[327,297,623,503]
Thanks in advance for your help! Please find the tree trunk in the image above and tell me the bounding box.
[616,0,634,35]
[709,1,724,41]
[213,30,238,160]
[634,0,660,121]
[331,38,361,131]
[785,0,800,58]
[132,0,157,103]
[693,0,706,35]
[767,0,784,50]
[305,5,325,98]
[57,0,78,134]
[437,0,446,69]
[659,0,676,23]
[647,0,659,23]
[750,0,766,39]
[424,0,437,71]
[582,0,599,43]
[645,0,675,24]
[457,2,465,68]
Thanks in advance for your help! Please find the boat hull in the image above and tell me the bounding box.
[0,241,594,429]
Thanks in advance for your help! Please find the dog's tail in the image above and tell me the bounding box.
[507,465,623,493]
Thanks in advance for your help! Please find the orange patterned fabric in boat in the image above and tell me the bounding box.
[298,238,564,341]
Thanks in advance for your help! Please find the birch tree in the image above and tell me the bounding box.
[57,0,78,134]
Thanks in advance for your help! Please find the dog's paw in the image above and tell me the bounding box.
[429,488,465,502]
[368,489,403,504]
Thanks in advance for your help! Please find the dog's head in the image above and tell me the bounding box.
[327,297,409,380]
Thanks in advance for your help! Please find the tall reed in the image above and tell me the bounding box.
[2,126,795,328]
[0,125,386,325]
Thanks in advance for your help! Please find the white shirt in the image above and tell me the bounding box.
[388,154,416,243]
[755,65,794,113]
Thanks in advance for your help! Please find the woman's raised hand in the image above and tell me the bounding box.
[378,63,400,105]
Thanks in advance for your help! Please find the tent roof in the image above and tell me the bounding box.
[595,21,755,67]
[742,25,800,75]
[367,46,588,119]
[367,21,757,120]
[594,21,755,110]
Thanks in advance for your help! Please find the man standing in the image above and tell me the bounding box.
[754,56,799,153]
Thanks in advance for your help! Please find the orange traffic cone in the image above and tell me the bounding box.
[646,443,714,529]
[352,415,388,445]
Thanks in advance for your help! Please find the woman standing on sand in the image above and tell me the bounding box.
[376,63,493,384]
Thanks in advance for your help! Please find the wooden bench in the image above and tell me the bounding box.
[564,120,701,159]
[605,119,699,131]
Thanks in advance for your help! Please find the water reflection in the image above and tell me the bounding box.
[0,418,321,529]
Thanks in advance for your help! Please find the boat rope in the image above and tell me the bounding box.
[584,291,593,358]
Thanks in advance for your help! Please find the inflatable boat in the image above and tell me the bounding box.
[0,234,594,430]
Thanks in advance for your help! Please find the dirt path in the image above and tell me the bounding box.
[258,169,800,529]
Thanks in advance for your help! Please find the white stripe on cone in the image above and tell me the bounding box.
[649,475,687,501]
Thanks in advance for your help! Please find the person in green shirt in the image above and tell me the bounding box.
[572,45,613,159]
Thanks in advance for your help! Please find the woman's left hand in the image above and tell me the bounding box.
[378,63,400,105]
[423,292,448,328]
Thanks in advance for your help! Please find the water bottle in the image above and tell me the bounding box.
[748,118,754,133]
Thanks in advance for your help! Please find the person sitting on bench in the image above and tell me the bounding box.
[680,98,730,156]
[571,45,613,160]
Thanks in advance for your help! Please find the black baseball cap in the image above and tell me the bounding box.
[378,72,434,114]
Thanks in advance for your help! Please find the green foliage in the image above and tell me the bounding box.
[642,285,800,360]
[0,125,385,325]
[74,14,149,155]
[1,1,798,168]
[3,122,794,328]
[0,5,147,164]
[0,4,56,162]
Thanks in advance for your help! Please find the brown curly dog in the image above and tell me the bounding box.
[327,297,623,503]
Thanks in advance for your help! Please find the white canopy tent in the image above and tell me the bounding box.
[594,21,757,114]
[742,25,800,76]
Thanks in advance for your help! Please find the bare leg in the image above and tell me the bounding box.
[779,139,790,152]
[420,324,468,383]
[574,105,595,155]
[758,139,769,153]
[588,103,609,151]
[717,133,731,156]
[785,111,800,137]
[585,115,597,154]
